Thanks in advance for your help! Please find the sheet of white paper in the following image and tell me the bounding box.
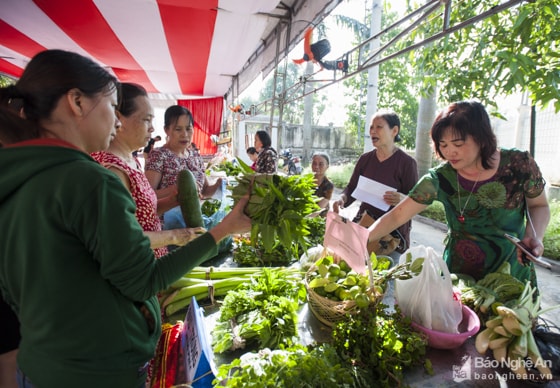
[351,175,396,211]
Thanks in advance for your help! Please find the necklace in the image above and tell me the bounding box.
[456,171,481,223]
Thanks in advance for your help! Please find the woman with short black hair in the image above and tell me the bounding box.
[367,100,550,285]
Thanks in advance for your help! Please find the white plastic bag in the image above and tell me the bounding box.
[395,245,462,333]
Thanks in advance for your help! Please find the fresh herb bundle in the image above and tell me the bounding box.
[232,236,295,266]
[211,267,306,354]
[331,303,432,387]
[213,344,358,387]
[230,173,320,255]
[305,215,326,247]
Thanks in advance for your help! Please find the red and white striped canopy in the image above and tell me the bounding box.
[0,0,337,99]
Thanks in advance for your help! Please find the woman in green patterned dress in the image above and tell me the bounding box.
[366,100,550,285]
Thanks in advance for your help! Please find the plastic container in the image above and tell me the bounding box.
[410,305,480,349]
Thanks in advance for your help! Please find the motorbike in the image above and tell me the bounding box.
[279,149,303,175]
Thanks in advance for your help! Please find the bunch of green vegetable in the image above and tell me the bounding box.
[230,173,321,255]
[305,215,326,248]
[211,267,306,354]
[201,198,221,217]
[475,281,558,380]
[213,303,431,387]
[331,303,432,387]
[231,216,326,267]
[454,262,525,316]
[212,160,243,176]
[159,266,268,318]
[232,236,296,266]
[213,344,358,387]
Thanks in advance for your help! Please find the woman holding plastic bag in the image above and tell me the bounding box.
[367,100,550,287]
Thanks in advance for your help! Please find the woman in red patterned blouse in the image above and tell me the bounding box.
[92,83,204,257]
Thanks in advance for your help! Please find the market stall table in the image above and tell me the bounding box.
[189,268,559,388]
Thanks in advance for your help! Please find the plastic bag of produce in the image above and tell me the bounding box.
[395,245,462,333]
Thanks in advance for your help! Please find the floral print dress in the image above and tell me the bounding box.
[145,147,205,194]
[255,146,278,173]
[185,146,206,193]
[145,147,189,190]
[92,151,168,258]
[408,148,545,285]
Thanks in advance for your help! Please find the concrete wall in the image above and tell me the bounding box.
[279,124,361,164]
[235,115,361,166]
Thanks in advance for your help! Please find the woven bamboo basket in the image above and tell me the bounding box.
[304,266,384,327]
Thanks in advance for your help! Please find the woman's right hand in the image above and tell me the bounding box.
[332,197,345,213]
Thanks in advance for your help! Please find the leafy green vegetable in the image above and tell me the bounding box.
[211,267,305,354]
[331,303,432,387]
[201,198,221,217]
[235,156,255,174]
[232,236,295,266]
[230,173,320,255]
[214,303,432,387]
[212,160,243,176]
[213,344,358,387]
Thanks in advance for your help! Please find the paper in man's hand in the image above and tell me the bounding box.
[351,175,396,211]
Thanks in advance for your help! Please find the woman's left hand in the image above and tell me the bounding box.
[383,191,402,207]
[518,236,544,262]
[173,227,207,246]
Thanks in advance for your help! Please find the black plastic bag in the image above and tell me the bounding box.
[534,319,560,376]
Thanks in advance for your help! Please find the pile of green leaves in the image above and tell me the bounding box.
[230,173,320,255]
[331,303,432,387]
[305,215,326,247]
[213,344,358,387]
[201,198,221,217]
[232,237,295,266]
[231,216,326,267]
[543,199,559,260]
[211,267,306,354]
[213,302,432,387]
[212,160,243,176]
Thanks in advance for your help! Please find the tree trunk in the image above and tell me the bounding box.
[302,61,314,166]
[363,0,382,152]
[414,91,437,177]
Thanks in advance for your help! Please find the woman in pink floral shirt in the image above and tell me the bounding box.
[92,84,203,257]
[145,105,222,199]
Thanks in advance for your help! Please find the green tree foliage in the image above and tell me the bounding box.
[340,9,419,149]
[414,0,560,112]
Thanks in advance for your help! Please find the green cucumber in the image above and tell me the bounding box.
[177,169,204,227]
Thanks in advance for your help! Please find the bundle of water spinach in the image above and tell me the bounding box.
[230,173,320,255]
